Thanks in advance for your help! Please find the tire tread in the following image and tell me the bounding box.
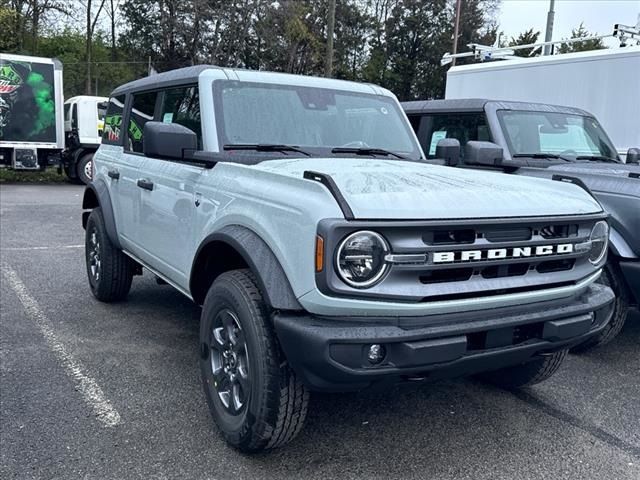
[86,207,133,302]
[205,269,309,452]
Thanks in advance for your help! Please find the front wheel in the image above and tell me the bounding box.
[478,349,568,388]
[571,260,630,353]
[76,153,94,185]
[200,269,309,452]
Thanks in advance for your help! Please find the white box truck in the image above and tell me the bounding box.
[62,95,108,184]
[445,46,640,161]
[0,53,65,169]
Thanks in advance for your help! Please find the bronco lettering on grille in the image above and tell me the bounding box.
[433,243,574,264]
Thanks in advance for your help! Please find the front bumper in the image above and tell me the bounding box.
[274,284,614,392]
[619,259,640,305]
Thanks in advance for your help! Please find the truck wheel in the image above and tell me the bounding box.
[200,269,309,452]
[478,349,568,388]
[77,153,94,185]
[85,207,133,302]
[571,260,630,353]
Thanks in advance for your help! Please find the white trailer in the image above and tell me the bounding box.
[0,53,65,169]
[445,46,640,161]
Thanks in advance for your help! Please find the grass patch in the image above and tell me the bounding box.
[0,167,67,183]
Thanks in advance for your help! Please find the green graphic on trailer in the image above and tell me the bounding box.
[0,59,56,143]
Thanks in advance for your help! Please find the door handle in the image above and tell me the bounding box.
[137,179,154,191]
[107,169,120,180]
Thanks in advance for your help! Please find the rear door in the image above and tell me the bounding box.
[117,90,160,256]
[134,85,204,289]
[96,95,135,249]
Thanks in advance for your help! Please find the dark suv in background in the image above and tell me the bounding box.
[403,98,639,351]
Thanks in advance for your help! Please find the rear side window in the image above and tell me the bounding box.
[128,91,158,153]
[102,95,126,145]
[159,86,202,148]
[411,113,490,158]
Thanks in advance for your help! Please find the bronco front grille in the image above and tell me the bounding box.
[317,214,606,303]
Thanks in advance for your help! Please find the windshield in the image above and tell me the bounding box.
[214,81,422,159]
[497,110,619,162]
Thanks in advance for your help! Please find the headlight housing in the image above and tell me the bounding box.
[336,231,390,288]
[588,220,609,266]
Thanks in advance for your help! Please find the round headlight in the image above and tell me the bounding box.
[336,231,390,288]
[589,220,609,265]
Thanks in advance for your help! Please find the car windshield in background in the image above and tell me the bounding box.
[497,110,620,162]
[214,81,421,160]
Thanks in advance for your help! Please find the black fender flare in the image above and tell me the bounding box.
[190,225,302,311]
[81,180,121,249]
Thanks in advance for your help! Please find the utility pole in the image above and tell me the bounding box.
[325,0,336,77]
[452,0,462,66]
[543,0,555,55]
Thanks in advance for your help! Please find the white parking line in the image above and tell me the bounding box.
[1,263,121,428]
[1,245,84,251]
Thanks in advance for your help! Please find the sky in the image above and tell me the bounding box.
[497,0,640,48]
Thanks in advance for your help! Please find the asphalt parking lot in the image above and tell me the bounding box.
[1,183,638,480]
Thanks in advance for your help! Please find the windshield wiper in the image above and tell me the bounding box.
[575,155,619,163]
[512,153,572,161]
[223,144,311,156]
[331,147,405,159]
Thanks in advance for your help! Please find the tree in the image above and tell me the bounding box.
[82,0,107,94]
[510,28,540,57]
[558,23,606,54]
[1,0,68,53]
[105,0,120,60]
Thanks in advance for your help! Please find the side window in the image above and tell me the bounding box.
[159,86,202,148]
[102,95,126,145]
[71,103,78,130]
[418,113,490,158]
[128,91,158,153]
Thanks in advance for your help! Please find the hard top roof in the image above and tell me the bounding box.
[111,65,215,95]
[111,65,390,97]
[401,98,591,117]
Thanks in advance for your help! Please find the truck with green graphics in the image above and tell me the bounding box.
[0,53,65,170]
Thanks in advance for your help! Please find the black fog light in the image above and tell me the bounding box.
[367,344,386,364]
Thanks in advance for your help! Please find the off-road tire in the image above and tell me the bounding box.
[85,207,133,302]
[571,260,630,353]
[479,349,568,388]
[77,153,94,185]
[200,269,309,453]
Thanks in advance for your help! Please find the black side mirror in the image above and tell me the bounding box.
[626,147,640,164]
[464,141,504,166]
[435,138,461,166]
[143,121,198,160]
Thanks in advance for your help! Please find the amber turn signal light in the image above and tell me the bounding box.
[315,235,324,272]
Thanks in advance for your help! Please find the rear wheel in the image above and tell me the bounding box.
[76,153,94,185]
[85,207,133,302]
[200,269,309,452]
[571,260,630,353]
[478,349,568,388]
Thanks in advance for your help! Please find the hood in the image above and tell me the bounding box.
[516,162,640,200]
[528,162,640,200]
[254,158,602,220]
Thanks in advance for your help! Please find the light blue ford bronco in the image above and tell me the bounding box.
[82,66,615,452]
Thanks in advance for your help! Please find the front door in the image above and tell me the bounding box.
[134,85,204,290]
